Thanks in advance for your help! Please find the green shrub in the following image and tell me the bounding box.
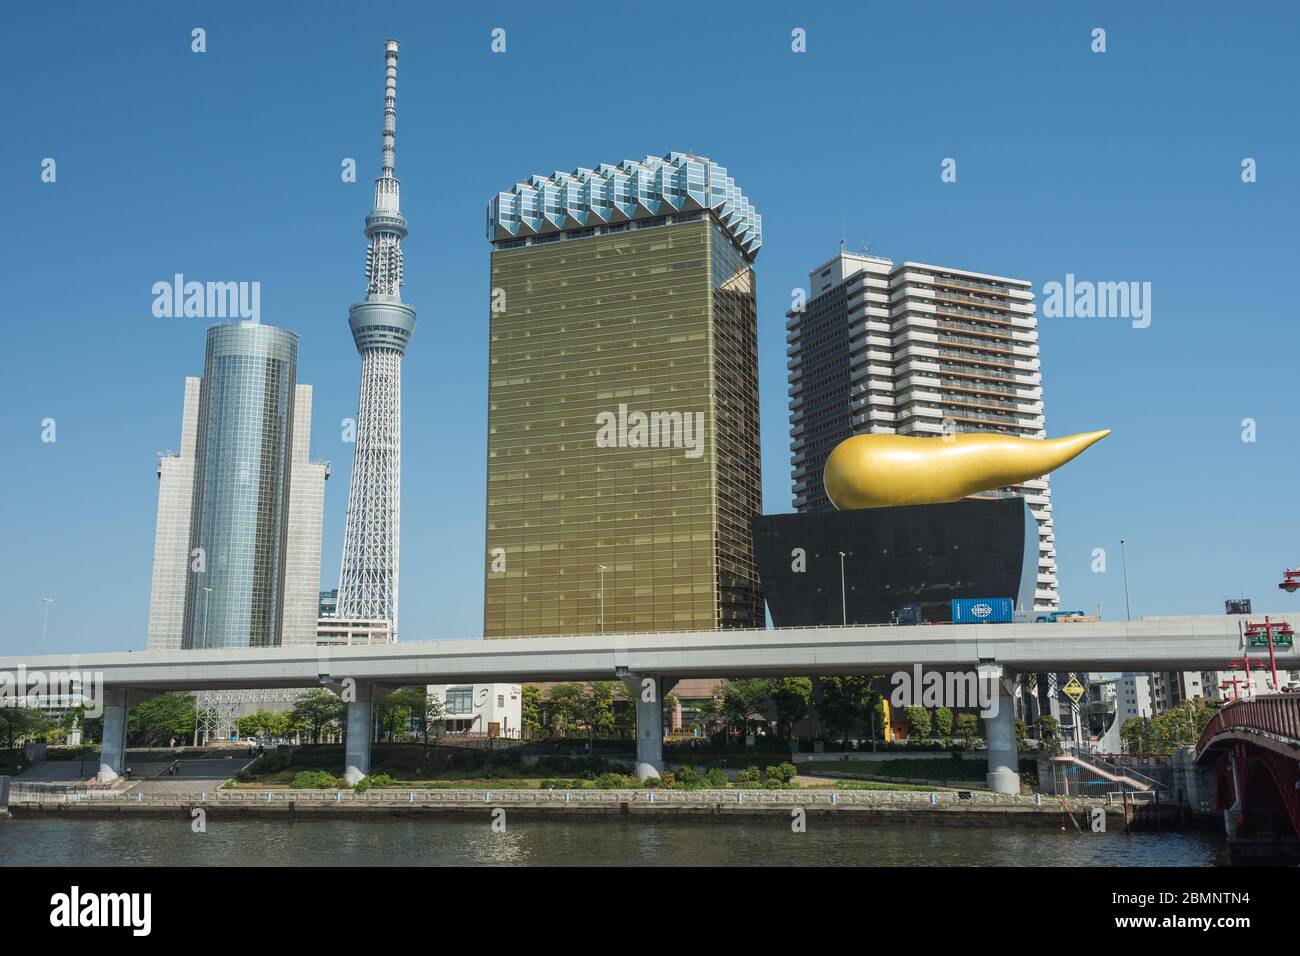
[354,772,395,791]
[904,706,932,740]
[738,765,762,785]
[290,770,339,789]
[767,762,798,784]
[673,765,711,789]
[706,767,728,788]
[955,713,983,749]
[591,771,635,789]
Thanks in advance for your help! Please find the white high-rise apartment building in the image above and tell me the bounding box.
[283,386,331,646]
[146,377,201,651]
[1149,670,1206,712]
[787,250,1057,610]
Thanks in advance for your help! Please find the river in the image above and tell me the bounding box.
[0,817,1227,866]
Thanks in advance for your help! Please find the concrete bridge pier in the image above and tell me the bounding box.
[623,675,675,782]
[97,687,130,782]
[344,681,375,785]
[983,665,1020,795]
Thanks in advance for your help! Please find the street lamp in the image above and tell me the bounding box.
[41,597,54,655]
[1119,538,1132,622]
[597,565,607,634]
[838,552,847,626]
[201,587,214,647]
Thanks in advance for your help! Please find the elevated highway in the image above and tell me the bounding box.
[1,614,1282,690]
[3,613,1292,793]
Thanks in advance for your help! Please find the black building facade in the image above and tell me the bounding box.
[753,497,1038,627]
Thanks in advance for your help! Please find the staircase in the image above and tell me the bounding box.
[1049,751,1167,794]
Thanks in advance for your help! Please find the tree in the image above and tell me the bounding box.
[1014,717,1028,752]
[542,683,614,744]
[933,706,954,743]
[375,689,414,742]
[720,679,769,741]
[238,710,279,739]
[292,689,347,744]
[817,676,873,747]
[700,692,725,735]
[1123,699,1224,756]
[1037,713,1062,754]
[263,710,293,740]
[767,677,812,741]
[904,706,932,741]
[545,683,584,736]
[0,706,47,750]
[955,713,983,749]
[128,692,196,746]
[521,685,543,738]
[1120,716,1152,754]
[575,681,616,746]
[382,686,444,746]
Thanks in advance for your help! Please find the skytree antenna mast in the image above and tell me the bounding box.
[337,39,416,637]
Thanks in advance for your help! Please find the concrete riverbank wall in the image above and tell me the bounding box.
[7,786,1126,829]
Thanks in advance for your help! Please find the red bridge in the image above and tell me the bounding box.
[1195,694,1300,863]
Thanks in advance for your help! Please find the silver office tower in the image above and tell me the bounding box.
[336,39,416,637]
[147,322,328,650]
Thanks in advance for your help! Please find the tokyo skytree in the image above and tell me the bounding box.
[337,39,416,637]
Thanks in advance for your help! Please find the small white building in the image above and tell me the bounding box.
[316,618,393,646]
[427,683,522,739]
[1115,673,1155,724]
[1203,667,1300,701]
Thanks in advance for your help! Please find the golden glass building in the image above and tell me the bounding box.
[484,152,763,637]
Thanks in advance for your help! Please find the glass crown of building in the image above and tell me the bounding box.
[487,151,762,258]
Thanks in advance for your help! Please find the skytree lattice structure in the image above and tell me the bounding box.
[337,39,416,637]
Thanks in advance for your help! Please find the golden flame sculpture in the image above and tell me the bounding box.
[823,430,1110,510]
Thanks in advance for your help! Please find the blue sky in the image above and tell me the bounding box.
[2,2,1296,655]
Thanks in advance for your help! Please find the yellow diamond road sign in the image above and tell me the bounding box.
[1062,678,1086,704]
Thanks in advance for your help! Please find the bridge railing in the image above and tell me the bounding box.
[1195,694,1300,757]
